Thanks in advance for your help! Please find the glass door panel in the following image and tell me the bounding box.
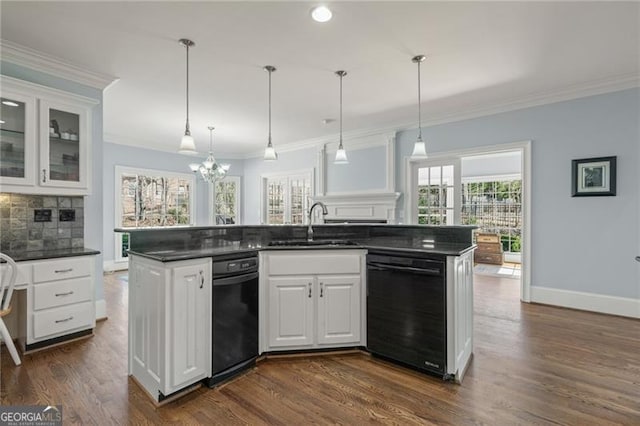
[0,97,28,180]
[412,158,461,225]
[48,108,80,182]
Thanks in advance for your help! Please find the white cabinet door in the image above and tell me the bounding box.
[39,99,90,191]
[129,261,164,395]
[0,89,37,187]
[447,251,474,382]
[169,261,211,392]
[316,275,361,345]
[268,276,314,348]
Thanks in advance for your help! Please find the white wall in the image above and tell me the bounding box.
[396,88,639,301]
[461,151,521,180]
[326,145,387,192]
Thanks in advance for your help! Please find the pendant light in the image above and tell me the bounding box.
[334,70,348,164]
[189,126,230,183]
[178,38,197,155]
[263,65,278,161]
[411,55,428,158]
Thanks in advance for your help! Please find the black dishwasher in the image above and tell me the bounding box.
[367,253,447,377]
[206,255,259,387]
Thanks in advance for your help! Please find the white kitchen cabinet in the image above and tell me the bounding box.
[14,255,97,352]
[0,76,97,195]
[128,255,212,402]
[170,263,211,390]
[267,276,314,348]
[446,250,474,382]
[260,250,366,353]
[316,275,360,345]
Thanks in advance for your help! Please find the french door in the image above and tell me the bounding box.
[408,157,461,225]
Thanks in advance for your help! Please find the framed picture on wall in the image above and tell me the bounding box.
[571,156,616,197]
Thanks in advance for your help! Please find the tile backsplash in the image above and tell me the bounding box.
[0,193,84,252]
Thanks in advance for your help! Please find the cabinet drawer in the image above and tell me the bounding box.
[476,234,500,243]
[33,277,92,310]
[33,301,94,340]
[268,252,361,275]
[33,257,91,283]
[475,252,503,265]
[476,242,503,254]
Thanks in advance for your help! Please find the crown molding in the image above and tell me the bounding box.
[0,39,119,91]
[247,128,397,159]
[1,75,99,106]
[103,133,245,160]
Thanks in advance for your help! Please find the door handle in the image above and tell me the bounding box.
[199,270,204,289]
[320,282,324,298]
[55,316,74,323]
[55,268,73,273]
[42,169,47,183]
[55,291,74,297]
[308,282,312,298]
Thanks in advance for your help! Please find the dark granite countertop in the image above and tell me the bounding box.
[4,248,101,262]
[129,237,475,262]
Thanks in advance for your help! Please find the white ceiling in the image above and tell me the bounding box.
[1,1,638,158]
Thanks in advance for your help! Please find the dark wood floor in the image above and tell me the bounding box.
[2,272,639,425]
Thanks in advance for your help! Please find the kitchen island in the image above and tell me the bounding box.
[120,224,475,403]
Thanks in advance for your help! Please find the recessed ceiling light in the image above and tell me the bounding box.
[311,5,332,23]
[0,120,4,124]
[2,101,19,107]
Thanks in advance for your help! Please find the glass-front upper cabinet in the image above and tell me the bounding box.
[39,99,89,190]
[0,92,36,186]
[0,76,96,195]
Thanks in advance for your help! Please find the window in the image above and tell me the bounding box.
[461,179,522,253]
[408,158,461,225]
[212,176,241,225]
[262,171,313,224]
[115,166,196,262]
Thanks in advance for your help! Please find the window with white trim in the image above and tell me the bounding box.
[212,176,241,225]
[115,166,196,262]
[262,171,313,224]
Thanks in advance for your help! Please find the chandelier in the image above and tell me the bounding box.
[189,126,230,183]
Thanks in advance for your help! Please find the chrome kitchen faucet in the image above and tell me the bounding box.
[307,201,328,242]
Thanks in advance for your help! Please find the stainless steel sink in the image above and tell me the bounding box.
[268,239,357,247]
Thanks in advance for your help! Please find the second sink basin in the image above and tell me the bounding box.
[268,239,358,247]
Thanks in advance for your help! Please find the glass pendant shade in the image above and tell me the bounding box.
[411,138,428,158]
[334,145,349,164]
[179,134,197,155]
[264,144,277,161]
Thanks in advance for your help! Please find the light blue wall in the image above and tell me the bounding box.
[326,145,387,193]
[1,60,106,301]
[396,88,640,299]
[102,141,243,264]
[243,146,317,224]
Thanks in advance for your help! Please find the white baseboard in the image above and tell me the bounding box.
[530,286,640,318]
[95,299,107,321]
[104,260,128,272]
